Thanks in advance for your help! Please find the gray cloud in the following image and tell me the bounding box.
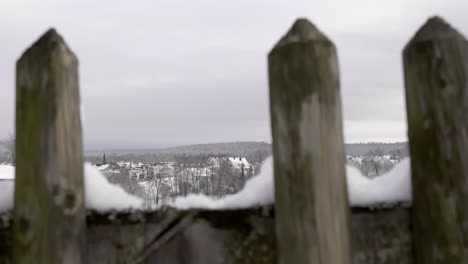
[0,0,467,148]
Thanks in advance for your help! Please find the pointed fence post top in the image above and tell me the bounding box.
[405,16,467,51]
[271,18,332,51]
[18,28,76,64]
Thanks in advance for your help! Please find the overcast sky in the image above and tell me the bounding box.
[1,0,467,149]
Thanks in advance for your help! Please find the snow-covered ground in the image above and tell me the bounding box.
[0,157,412,212]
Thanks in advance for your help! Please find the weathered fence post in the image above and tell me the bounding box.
[13,29,85,263]
[404,16,468,263]
[268,18,351,264]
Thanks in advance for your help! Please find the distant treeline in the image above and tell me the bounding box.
[85,142,272,165]
[84,141,409,165]
[345,142,408,156]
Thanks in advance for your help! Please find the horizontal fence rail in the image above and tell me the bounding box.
[0,207,411,264]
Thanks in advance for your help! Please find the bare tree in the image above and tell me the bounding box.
[0,135,15,164]
[215,158,237,197]
[146,163,173,205]
[107,168,145,198]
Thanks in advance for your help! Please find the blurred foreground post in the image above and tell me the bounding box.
[268,18,351,264]
[404,16,468,263]
[14,29,85,263]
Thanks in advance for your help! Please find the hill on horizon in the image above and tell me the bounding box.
[86,141,407,158]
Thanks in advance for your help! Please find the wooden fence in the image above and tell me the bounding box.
[0,15,467,264]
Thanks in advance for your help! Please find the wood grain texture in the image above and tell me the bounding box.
[14,29,85,264]
[351,207,412,264]
[268,18,351,264]
[404,16,468,263]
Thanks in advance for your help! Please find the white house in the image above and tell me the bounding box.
[0,165,14,181]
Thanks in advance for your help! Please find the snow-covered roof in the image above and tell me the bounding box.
[0,165,14,180]
[97,164,110,171]
[181,167,213,177]
[124,162,138,169]
[229,157,251,169]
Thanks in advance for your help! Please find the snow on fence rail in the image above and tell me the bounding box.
[0,15,467,264]
[0,156,412,212]
[0,164,143,212]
